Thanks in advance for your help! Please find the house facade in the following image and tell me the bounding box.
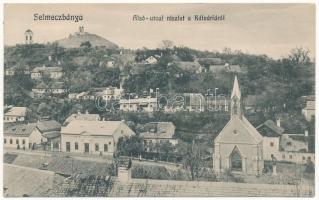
[101,87,124,101]
[119,97,157,112]
[256,120,283,161]
[4,106,27,123]
[139,122,177,152]
[213,76,264,175]
[61,120,135,155]
[302,100,315,121]
[4,123,42,149]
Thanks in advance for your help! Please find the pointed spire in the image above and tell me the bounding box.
[231,75,241,99]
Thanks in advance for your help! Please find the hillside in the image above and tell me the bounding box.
[56,31,118,49]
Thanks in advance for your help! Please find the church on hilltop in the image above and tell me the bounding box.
[213,76,264,175]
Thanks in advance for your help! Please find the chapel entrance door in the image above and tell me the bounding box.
[230,146,242,172]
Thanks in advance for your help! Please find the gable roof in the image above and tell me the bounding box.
[64,113,100,125]
[214,116,263,144]
[4,107,27,117]
[61,120,130,136]
[175,61,201,72]
[256,120,284,137]
[4,123,38,137]
[36,120,61,133]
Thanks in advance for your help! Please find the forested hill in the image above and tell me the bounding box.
[4,43,315,105]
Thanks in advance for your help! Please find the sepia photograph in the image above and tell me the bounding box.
[2,3,316,197]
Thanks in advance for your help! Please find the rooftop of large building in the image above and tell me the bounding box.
[4,106,27,117]
[61,120,133,136]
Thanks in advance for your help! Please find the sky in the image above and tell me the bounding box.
[4,3,316,59]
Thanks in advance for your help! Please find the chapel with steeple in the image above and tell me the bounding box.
[213,76,264,175]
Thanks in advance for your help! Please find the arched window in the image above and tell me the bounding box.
[230,146,242,172]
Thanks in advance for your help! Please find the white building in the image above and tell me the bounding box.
[119,97,157,112]
[61,120,135,155]
[4,123,42,149]
[302,100,315,121]
[101,87,124,101]
[257,119,314,164]
[139,122,177,152]
[31,66,63,80]
[256,119,284,161]
[144,56,158,64]
[4,106,27,122]
[213,76,264,175]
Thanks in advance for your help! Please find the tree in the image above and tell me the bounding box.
[117,136,144,157]
[177,141,204,180]
[160,40,174,49]
[288,47,310,64]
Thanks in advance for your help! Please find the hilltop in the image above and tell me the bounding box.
[56,26,118,49]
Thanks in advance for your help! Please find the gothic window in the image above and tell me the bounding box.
[230,146,242,172]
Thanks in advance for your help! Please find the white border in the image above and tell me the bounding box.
[0,1,318,200]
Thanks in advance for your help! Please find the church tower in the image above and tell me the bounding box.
[230,76,242,118]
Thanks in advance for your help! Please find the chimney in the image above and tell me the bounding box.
[77,110,81,114]
[117,158,132,183]
[305,129,309,137]
[85,110,89,114]
[276,118,281,127]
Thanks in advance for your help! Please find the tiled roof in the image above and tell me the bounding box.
[53,174,113,197]
[4,123,38,137]
[256,120,284,137]
[64,113,100,125]
[61,120,126,136]
[4,164,63,197]
[42,131,60,139]
[175,61,201,72]
[36,120,61,133]
[4,107,27,117]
